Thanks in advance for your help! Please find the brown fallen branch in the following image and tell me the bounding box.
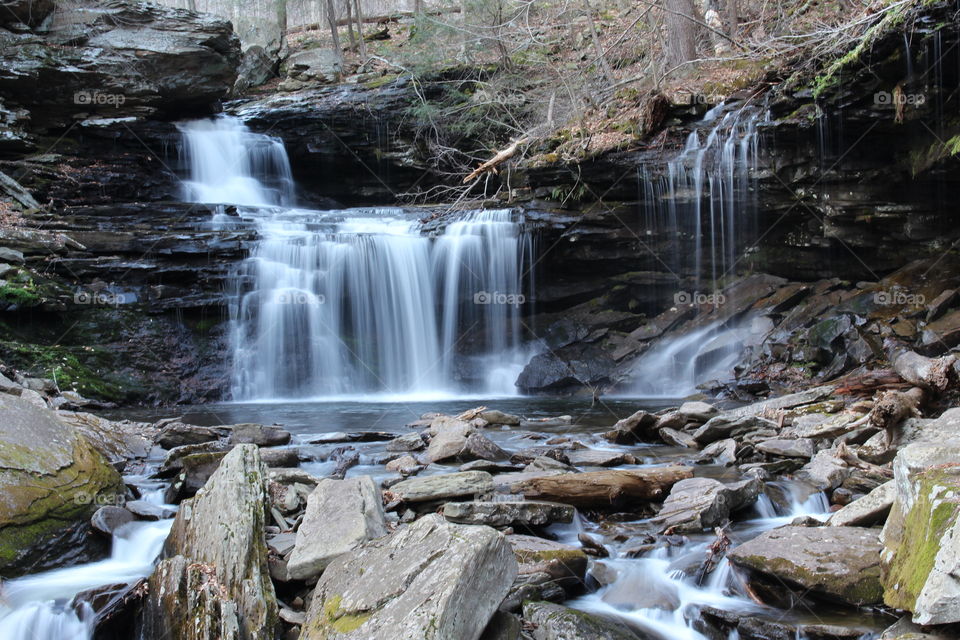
[512,466,692,508]
[834,368,910,395]
[462,138,529,184]
[884,338,957,393]
[696,526,731,586]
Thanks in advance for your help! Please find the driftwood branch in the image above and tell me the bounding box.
[884,338,957,393]
[463,138,529,184]
[513,466,692,508]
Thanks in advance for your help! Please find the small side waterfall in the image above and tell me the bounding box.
[179,116,532,400]
[629,104,767,395]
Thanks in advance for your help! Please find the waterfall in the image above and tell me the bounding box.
[179,116,532,400]
[178,117,294,207]
[628,104,766,396]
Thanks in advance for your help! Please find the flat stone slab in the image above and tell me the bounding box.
[729,525,883,606]
[390,471,494,502]
[442,500,574,528]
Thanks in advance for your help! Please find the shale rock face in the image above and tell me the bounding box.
[143,445,278,640]
[301,514,517,640]
[0,0,241,129]
[0,394,123,577]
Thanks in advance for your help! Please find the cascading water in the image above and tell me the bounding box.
[179,116,533,400]
[628,104,767,395]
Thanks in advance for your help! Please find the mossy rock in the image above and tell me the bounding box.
[0,394,123,577]
[882,466,960,616]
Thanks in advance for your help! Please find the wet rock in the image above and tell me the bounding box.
[881,441,960,625]
[659,427,699,448]
[677,401,719,423]
[228,423,292,447]
[757,438,816,459]
[566,449,636,467]
[479,410,521,425]
[125,500,176,520]
[728,526,883,606]
[91,505,135,536]
[692,415,777,445]
[0,0,54,28]
[796,451,851,490]
[602,410,658,443]
[386,432,426,452]
[828,480,895,527]
[145,445,278,640]
[156,422,226,449]
[0,394,123,577]
[287,476,388,581]
[301,514,516,640]
[696,438,737,465]
[521,601,645,640]
[509,534,588,588]
[653,477,761,532]
[443,500,574,528]
[460,459,523,473]
[516,343,616,394]
[0,370,22,395]
[385,454,421,475]
[879,616,955,639]
[464,432,509,461]
[390,470,494,503]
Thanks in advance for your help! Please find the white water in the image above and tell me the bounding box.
[569,483,833,640]
[179,117,533,400]
[628,105,766,396]
[0,519,172,640]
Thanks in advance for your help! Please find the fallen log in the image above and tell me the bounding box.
[512,466,692,508]
[463,138,529,183]
[884,338,957,392]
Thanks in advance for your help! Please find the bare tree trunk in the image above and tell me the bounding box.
[187,0,196,10]
[325,0,343,68]
[664,0,699,67]
[343,0,356,49]
[414,0,424,13]
[725,0,738,40]
[276,0,288,54]
[353,0,367,60]
[583,0,613,85]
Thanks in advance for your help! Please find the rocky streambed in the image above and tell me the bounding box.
[3,374,960,640]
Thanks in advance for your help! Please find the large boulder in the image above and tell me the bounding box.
[828,480,895,527]
[881,441,960,625]
[0,0,55,28]
[143,445,278,640]
[652,477,761,533]
[301,514,517,640]
[0,394,123,577]
[287,476,388,581]
[729,526,883,606]
[0,1,241,128]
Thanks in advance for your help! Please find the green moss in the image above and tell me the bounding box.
[0,341,125,401]
[317,593,372,634]
[883,468,960,611]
